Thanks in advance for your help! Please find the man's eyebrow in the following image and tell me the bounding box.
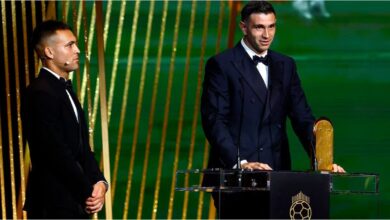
[253,23,276,28]
[65,40,77,46]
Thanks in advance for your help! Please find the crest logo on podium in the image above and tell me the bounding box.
[289,191,312,220]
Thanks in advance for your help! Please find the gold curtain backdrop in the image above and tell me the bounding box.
[2,0,390,219]
[0,0,236,219]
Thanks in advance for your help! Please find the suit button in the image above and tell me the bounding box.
[250,98,255,103]
[259,147,264,151]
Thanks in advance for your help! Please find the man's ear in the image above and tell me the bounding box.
[43,47,54,59]
[239,21,247,36]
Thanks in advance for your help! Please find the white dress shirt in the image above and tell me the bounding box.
[241,39,269,88]
[43,67,79,122]
[232,40,270,168]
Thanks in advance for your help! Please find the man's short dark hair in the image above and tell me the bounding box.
[241,1,276,22]
[31,20,72,50]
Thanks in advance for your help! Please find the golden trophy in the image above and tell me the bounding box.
[313,118,333,171]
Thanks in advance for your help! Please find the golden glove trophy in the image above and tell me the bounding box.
[313,117,334,171]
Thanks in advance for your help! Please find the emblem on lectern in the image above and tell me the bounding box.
[289,191,312,220]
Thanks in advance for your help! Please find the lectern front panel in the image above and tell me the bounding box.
[269,172,330,219]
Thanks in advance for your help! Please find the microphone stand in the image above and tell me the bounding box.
[311,138,318,171]
[237,78,245,187]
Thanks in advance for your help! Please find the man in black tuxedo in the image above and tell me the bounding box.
[22,20,107,218]
[201,1,344,218]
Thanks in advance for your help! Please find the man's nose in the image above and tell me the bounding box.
[74,45,80,54]
[263,29,269,38]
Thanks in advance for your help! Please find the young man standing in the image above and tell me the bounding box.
[23,20,108,218]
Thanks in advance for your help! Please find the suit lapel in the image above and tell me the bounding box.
[63,92,80,124]
[39,69,79,124]
[66,87,83,122]
[263,52,284,121]
[231,44,267,104]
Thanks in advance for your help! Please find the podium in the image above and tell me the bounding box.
[176,169,379,219]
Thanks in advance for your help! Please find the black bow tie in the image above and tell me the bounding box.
[60,77,73,91]
[253,55,269,65]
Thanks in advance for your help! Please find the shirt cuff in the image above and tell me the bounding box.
[97,180,109,192]
[233,160,248,169]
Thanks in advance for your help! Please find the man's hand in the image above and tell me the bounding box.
[241,162,273,171]
[332,163,346,173]
[85,181,107,214]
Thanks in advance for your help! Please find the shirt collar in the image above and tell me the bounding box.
[42,67,61,80]
[241,38,268,59]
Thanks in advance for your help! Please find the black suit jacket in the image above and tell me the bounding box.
[201,43,315,174]
[22,68,106,218]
